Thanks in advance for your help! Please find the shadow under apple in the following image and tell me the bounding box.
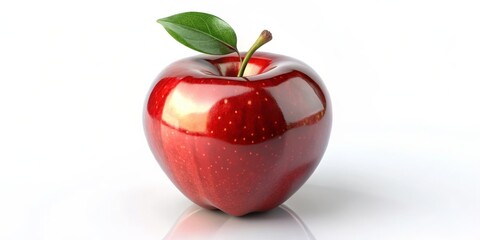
[164,204,316,240]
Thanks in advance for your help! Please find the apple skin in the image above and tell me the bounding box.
[144,52,332,216]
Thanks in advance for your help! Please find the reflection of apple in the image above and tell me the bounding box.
[144,52,332,216]
[164,205,315,240]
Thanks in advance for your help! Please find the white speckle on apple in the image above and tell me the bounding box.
[247,100,252,105]
[224,99,228,104]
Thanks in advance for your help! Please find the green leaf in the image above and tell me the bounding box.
[157,12,238,55]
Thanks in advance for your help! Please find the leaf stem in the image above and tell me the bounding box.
[236,50,242,67]
[237,30,272,77]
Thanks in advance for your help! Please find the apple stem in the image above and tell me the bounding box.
[237,30,272,77]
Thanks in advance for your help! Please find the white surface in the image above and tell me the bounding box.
[1,0,480,239]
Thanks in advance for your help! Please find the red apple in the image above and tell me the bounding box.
[144,52,332,216]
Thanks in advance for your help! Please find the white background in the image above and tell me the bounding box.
[1,0,480,239]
